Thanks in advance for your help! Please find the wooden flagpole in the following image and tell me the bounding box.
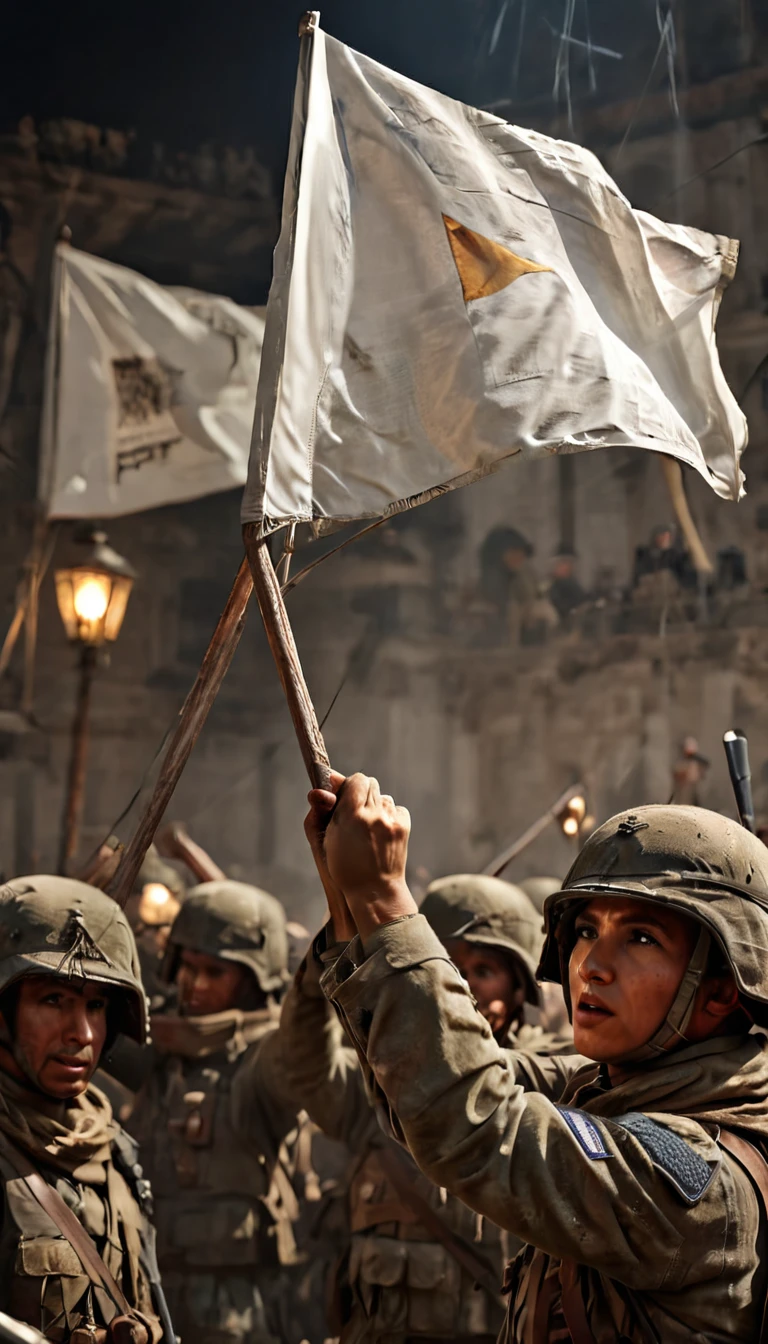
[108,558,253,905]
[238,12,331,794]
[105,12,330,903]
[107,536,330,908]
[243,526,331,790]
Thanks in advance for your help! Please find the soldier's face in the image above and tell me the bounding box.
[176,949,249,1015]
[568,897,697,1065]
[446,940,526,1040]
[0,976,110,1099]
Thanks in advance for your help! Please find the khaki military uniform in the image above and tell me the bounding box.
[128,1004,302,1344]
[321,803,768,1342]
[127,879,330,1344]
[0,1076,161,1342]
[272,929,537,1344]
[0,876,166,1344]
[320,916,768,1341]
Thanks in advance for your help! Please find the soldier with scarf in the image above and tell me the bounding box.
[127,880,333,1344]
[0,875,170,1344]
[307,775,768,1342]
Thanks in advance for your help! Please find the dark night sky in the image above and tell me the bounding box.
[2,1,698,172]
[3,2,491,168]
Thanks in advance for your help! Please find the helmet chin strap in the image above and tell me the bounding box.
[560,918,713,1067]
[614,925,712,1065]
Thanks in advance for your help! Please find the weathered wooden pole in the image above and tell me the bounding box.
[243,526,331,790]
[108,558,253,906]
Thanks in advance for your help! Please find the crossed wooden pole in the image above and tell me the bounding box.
[108,531,329,906]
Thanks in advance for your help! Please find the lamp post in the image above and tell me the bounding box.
[55,528,136,874]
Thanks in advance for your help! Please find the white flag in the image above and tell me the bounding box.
[243,22,746,537]
[42,245,265,519]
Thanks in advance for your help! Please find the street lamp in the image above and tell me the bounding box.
[55,528,137,874]
[558,792,586,839]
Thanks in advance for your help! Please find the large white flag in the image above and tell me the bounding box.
[243,21,746,537]
[42,245,265,518]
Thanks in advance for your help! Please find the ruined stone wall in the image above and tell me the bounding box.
[2,85,768,928]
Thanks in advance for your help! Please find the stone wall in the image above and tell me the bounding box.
[3,64,768,929]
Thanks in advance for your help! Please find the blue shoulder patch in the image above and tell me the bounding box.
[556,1106,612,1160]
[614,1111,718,1205]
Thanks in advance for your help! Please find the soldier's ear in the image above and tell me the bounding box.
[700,973,740,1022]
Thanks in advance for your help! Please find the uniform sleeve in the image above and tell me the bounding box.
[257,928,379,1153]
[321,915,738,1293]
[230,1029,302,1166]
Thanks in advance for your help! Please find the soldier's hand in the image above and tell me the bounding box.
[305,771,357,942]
[325,774,417,940]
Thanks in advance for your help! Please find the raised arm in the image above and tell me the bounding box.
[261,927,379,1151]
[313,774,748,1294]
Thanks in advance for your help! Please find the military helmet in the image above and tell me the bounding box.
[136,845,185,902]
[0,876,147,1043]
[518,876,561,915]
[538,804,768,1031]
[421,874,543,1004]
[162,881,289,996]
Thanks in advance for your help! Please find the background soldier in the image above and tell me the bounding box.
[126,880,328,1344]
[419,874,568,1048]
[0,875,170,1344]
[271,863,572,1344]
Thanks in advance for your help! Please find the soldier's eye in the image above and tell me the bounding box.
[574,924,596,940]
[630,929,659,947]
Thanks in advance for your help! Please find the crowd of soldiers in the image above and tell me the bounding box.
[0,775,768,1343]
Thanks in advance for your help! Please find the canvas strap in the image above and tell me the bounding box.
[0,1133,132,1318]
[376,1143,501,1300]
[718,1129,768,1344]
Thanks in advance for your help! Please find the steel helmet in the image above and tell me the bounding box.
[162,881,289,996]
[0,876,147,1043]
[519,876,562,915]
[421,874,543,1004]
[538,804,768,1056]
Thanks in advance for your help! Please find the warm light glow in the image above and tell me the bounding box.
[569,794,587,822]
[73,576,110,622]
[144,882,172,907]
[562,816,580,837]
[138,883,181,928]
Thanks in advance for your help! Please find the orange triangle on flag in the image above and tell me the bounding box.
[443,215,552,302]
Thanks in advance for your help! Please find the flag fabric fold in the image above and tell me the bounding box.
[243,23,746,537]
[42,245,265,519]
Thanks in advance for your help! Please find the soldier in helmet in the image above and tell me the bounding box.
[517,875,560,914]
[273,854,577,1343]
[127,881,303,1344]
[311,775,768,1341]
[420,874,566,1049]
[0,874,171,1344]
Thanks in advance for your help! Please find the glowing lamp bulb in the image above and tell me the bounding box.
[569,794,587,822]
[562,816,580,837]
[144,882,172,906]
[73,577,110,622]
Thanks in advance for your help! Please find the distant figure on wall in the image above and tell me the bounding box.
[632,522,695,595]
[671,736,710,806]
[547,546,588,622]
[478,526,538,639]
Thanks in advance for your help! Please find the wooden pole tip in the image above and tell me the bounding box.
[298,10,319,37]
